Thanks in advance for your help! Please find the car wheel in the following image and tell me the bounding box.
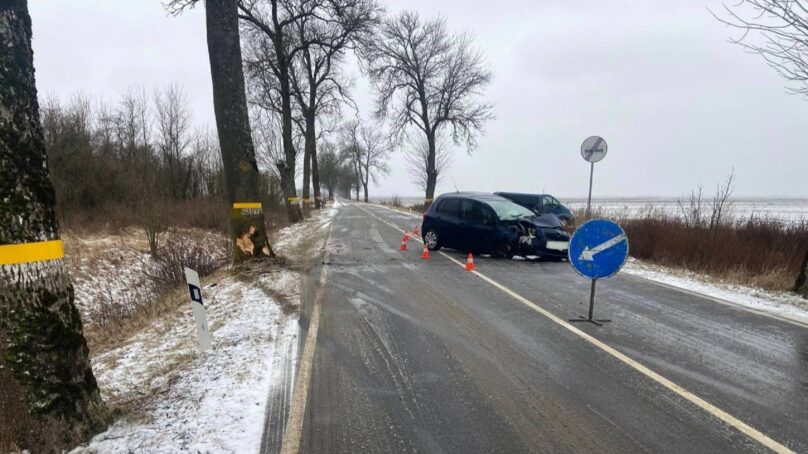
[423,229,441,251]
[492,242,514,259]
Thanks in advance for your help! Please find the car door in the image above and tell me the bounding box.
[435,198,461,249]
[460,200,496,253]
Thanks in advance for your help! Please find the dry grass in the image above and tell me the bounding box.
[571,208,808,293]
[61,226,230,353]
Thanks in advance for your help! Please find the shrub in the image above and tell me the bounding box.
[620,213,808,292]
[147,234,229,293]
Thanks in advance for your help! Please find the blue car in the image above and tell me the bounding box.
[421,192,570,259]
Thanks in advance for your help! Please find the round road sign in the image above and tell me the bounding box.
[569,219,628,279]
[581,136,608,163]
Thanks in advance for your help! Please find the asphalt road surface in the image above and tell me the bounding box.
[265,201,808,454]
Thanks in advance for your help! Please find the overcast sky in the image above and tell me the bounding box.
[29,0,808,198]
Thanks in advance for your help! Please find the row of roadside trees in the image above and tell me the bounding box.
[202,0,492,219]
[0,0,495,451]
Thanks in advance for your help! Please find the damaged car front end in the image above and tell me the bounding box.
[496,213,571,260]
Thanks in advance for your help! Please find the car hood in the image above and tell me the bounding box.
[527,213,564,229]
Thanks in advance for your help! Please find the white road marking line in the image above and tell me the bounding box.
[356,204,794,454]
[280,224,333,454]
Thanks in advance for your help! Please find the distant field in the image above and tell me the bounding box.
[564,197,807,224]
[373,196,807,224]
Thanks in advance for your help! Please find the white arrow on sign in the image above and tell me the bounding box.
[578,233,627,261]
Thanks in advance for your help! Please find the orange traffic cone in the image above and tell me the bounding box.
[465,253,475,271]
[420,243,431,259]
[399,235,408,251]
[413,225,420,236]
[403,231,410,242]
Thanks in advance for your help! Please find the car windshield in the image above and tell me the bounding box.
[485,200,536,220]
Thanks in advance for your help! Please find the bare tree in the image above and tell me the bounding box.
[714,0,808,96]
[708,169,735,232]
[361,11,493,204]
[288,0,380,209]
[713,1,808,297]
[317,140,343,199]
[169,0,274,260]
[0,2,107,451]
[405,133,452,193]
[154,84,192,199]
[238,0,321,223]
[192,127,224,199]
[340,120,390,202]
[115,86,150,157]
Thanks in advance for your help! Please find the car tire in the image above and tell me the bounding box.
[423,229,441,251]
[492,242,514,259]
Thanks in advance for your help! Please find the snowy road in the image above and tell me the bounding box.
[266,201,808,453]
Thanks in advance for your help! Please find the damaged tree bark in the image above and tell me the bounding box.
[205,0,275,261]
[0,1,107,450]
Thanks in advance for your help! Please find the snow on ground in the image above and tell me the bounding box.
[71,277,298,454]
[71,207,338,453]
[564,197,808,225]
[63,231,156,315]
[623,259,808,325]
[64,228,228,323]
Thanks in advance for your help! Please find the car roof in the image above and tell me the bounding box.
[495,192,552,198]
[436,192,511,203]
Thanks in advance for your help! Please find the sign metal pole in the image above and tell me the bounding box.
[569,136,622,327]
[586,161,594,219]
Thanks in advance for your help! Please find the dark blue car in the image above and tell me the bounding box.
[421,192,570,259]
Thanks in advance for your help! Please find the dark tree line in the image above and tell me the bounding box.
[41,89,225,218]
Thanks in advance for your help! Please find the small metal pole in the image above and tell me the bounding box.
[586,161,594,219]
[588,279,596,320]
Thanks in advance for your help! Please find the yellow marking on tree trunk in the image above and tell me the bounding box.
[0,240,64,266]
[232,202,262,209]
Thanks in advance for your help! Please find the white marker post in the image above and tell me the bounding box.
[184,267,213,351]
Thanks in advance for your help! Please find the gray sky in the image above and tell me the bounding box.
[29,0,808,198]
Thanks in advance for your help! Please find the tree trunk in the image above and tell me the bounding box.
[424,131,438,207]
[0,2,108,450]
[796,246,808,299]
[310,122,322,209]
[206,0,274,261]
[302,114,314,214]
[363,183,369,203]
[277,53,302,223]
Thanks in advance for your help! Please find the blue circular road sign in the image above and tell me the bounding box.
[569,219,629,279]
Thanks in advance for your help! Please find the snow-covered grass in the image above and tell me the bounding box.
[70,207,337,453]
[71,276,297,454]
[623,258,808,325]
[63,230,156,315]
